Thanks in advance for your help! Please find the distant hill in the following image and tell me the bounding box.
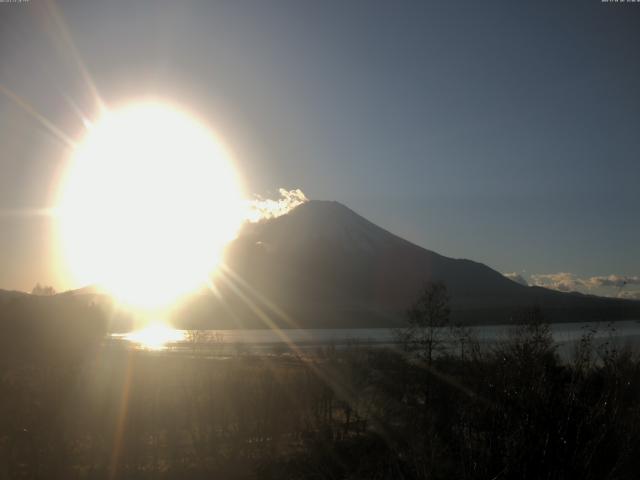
[174,201,640,328]
[0,291,108,363]
[0,287,132,332]
[11,200,637,330]
[0,289,28,302]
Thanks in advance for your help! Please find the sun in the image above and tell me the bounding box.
[57,102,245,309]
[123,324,185,350]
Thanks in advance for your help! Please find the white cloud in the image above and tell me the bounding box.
[586,275,640,288]
[247,188,308,222]
[618,290,640,300]
[503,272,528,286]
[530,272,586,292]
[530,272,640,297]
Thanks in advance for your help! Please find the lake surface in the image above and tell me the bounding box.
[113,319,640,355]
[184,320,640,345]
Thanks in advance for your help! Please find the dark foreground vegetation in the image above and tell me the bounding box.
[1,293,640,479]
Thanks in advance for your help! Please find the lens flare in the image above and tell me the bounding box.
[57,102,245,309]
[124,324,185,350]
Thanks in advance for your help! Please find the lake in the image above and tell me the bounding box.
[113,319,640,355]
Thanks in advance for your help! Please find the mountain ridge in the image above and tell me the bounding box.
[7,200,638,330]
[183,200,639,328]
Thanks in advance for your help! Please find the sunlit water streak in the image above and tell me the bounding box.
[114,325,185,350]
[112,320,640,353]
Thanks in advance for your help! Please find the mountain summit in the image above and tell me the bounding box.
[176,200,639,329]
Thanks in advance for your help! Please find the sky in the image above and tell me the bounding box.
[0,0,639,296]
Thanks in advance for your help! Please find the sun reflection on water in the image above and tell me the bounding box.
[123,324,185,350]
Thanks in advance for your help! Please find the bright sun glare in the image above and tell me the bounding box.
[123,324,185,350]
[57,102,245,311]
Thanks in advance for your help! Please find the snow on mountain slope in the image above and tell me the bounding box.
[55,200,640,329]
[173,200,639,328]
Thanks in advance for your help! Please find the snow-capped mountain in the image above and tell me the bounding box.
[175,201,640,329]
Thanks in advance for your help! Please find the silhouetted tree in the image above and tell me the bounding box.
[31,283,56,296]
[398,282,451,365]
[449,321,480,361]
[185,329,212,355]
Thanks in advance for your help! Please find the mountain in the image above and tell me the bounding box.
[175,201,640,329]
[0,289,28,302]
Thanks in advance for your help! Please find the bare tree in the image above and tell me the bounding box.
[185,329,212,355]
[397,282,451,365]
[31,283,56,296]
[449,321,480,361]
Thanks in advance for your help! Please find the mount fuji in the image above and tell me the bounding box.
[173,200,640,329]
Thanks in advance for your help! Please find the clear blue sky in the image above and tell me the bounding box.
[0,0,638,292]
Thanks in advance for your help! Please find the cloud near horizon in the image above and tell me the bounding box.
[618,290,640,300]
[521,272,640,296]
[503,272,528,286]
[530,272,586,292]
[586,275,640,288]
[246,188,309,222]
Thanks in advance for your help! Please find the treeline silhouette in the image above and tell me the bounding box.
[1,291,640,479]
